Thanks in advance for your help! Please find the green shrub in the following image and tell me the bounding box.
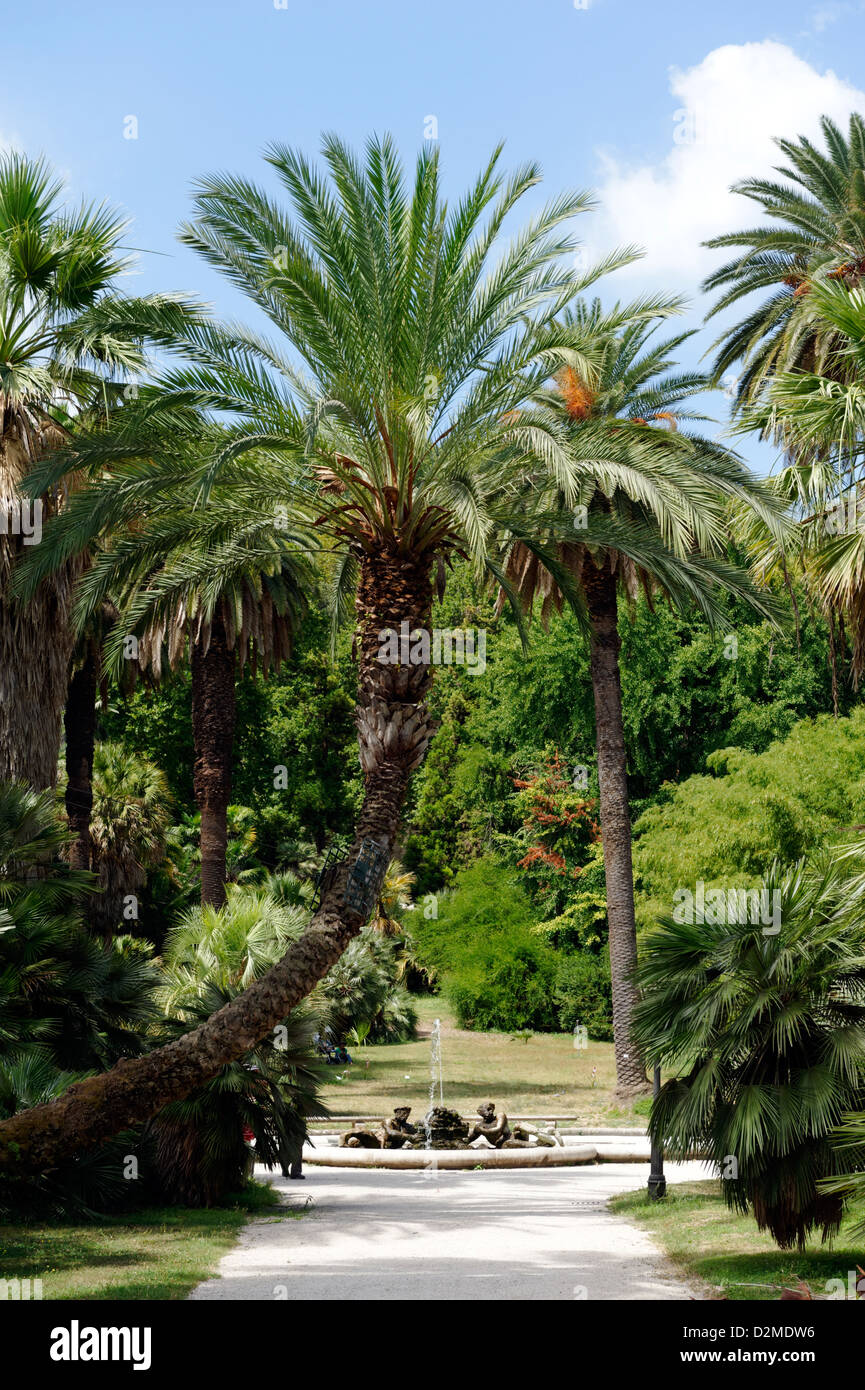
[411,859,558,1031]
[633,708,865,932]
[445,937,558,1032]
[553,949,613,1040]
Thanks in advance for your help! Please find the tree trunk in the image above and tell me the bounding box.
[192,609,236,908]
[0,548,435,1175]
[64,640,99,871]
[0,432,76,790]
[582,555,649,1098]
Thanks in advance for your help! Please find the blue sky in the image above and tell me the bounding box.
[5,0,865,466]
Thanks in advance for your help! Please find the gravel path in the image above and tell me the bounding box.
[190,1158,709,1301]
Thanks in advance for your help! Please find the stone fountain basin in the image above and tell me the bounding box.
[303,1144,637,1170]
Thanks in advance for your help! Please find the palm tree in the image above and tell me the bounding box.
[735,279,865,685]
[702,114,865,408]
[152,892,324,1205]
[497,306,783,1093]
[370,859,416,936]
[63,609,110,871]
[0,153,202,789]
[88,743,173,938]
[632,853,865,1250]
[18,417,316,906]
[0,136,606,1171]
[0,780,162,1070]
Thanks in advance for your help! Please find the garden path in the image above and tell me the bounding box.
[190,1158,709,1301]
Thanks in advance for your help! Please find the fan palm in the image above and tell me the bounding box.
[0,152,202,789]
[703,114,865,409]
[152,896,324,1205]
[497,306,784,1093]
[0,781,163,1069]
[0,134,644,1171]
[632,854,865,1250]
[88,743,173,938]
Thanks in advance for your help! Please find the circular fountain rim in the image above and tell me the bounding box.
[305,1143,604,1170]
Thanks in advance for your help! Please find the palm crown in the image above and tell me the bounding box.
[499,303,783,629]
[703,115,865,409]
[147,135,653,565]
[0,152,205,790]
[0,152,200,447]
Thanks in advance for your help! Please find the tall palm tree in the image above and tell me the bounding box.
[18,417,316,906]
[497,306,784,1094]
[0,137,609,1172]
[0,153,202,789]
[702,114,865,409]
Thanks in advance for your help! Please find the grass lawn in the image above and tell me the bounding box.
[0,1181,301,1300]
[611,1180,864,1301]
[317,996,643,1125]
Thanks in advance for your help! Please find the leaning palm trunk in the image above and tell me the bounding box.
[0,553,434,1173]
[191,609,236,908]
[582,554,648,1097]
[0,430,76,789]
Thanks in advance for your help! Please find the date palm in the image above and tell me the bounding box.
[19,416,316,907]
[497,306,784,1094]
[703,114,865,409]
[0,136,612,1171]
[736,278,865,683]
[0,153,201,789]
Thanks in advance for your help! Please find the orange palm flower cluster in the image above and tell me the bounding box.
[556,366,595,420]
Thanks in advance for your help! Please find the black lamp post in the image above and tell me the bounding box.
[647,1063,666,1201]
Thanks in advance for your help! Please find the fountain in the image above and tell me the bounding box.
[318,1019,636,1169]
[424,1017,446,1150]
[430,1017,443,1106]
[338,1021,560,1154]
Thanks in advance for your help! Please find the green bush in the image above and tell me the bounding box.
[411,859,558,1031]
[553,949,613,1041]
[633,707,865,931]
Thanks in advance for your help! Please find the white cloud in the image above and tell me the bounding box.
[810,2,847,32]
[588,41,865,292]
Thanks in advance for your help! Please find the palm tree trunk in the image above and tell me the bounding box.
[0,550,435,1174]
[582,555,649,1098]
[0,431,78,791]
[191,609,236,908]
[64,641,99,871]
[0,436,76,789]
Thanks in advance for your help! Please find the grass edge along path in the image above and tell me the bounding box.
[0,1180,303,1300]
[610,1180,864,1301]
